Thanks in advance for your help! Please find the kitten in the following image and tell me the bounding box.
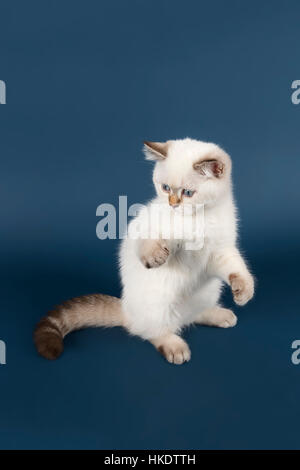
[34,138,254,365]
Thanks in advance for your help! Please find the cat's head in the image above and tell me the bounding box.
[143,138,232,208]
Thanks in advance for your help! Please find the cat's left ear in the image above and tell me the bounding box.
[143,141,168,161]
[193,159,225,178]
[193,147,232,178]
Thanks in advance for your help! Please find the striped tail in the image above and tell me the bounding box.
[34,294,123,360]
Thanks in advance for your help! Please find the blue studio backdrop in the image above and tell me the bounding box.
[0,0,300,449]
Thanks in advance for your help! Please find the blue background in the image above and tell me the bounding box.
[0,0,299,449]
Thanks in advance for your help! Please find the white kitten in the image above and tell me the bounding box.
[34,138,254,365]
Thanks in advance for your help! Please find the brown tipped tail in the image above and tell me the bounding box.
[34,294,123,360]
[34,317,64,360]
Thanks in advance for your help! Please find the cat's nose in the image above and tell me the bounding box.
[169,194,181,208]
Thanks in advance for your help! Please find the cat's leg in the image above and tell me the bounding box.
[138,239,169,269]
[150,333,191,365]
[209,247,255,306]
[194,306,237,328]
[182,280,237,328]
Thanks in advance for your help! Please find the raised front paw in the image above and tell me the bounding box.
[140,240,169,269]
[229,273,254,306]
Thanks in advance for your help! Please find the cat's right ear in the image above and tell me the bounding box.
[143,141,168,161]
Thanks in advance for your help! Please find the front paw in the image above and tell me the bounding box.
[140,240,169,269]
[229,273,254,306]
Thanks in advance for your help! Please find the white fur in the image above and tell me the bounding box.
[119,138,254,349]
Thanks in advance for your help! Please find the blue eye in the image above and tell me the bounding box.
[182,189,195,197]
[162,184,170,192]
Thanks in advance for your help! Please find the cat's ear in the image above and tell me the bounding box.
[193,159,225,178]
[143,141,168,161]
